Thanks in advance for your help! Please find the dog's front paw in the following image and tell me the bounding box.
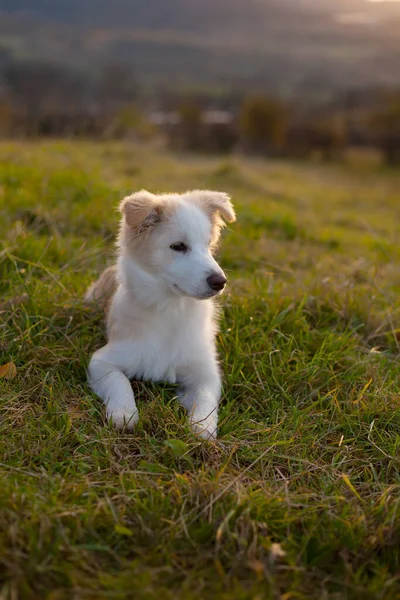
[107,406,139,430]
[190,413,218,441]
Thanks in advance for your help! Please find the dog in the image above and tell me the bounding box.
[85,189,236,440]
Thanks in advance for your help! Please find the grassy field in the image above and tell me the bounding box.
[0,141,399,599]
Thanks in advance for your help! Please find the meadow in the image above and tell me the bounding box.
[0,140,399,599]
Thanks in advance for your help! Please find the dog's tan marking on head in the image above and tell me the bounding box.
[187,190,236,249]
[189,190,236,223]
[120,190,161,232]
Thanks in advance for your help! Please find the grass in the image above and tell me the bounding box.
[0,140,399,599]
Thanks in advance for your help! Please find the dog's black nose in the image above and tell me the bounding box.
[207,273,227,291]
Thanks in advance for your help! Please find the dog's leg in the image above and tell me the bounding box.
[88,344,139,430]
[177,360,221,440]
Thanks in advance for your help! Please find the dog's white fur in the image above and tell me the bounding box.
[86,190,235,439]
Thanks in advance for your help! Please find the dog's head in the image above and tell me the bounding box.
[118,189,235,300]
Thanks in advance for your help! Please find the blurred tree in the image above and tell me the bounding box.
[285,115,346,161]
[111,104,156,139]
[370,95,400,165]
[176,100,203,150]
[203,121,237,154]
[98,63,137,107]
[239,95,288,155]
[4,61,88,135]
[0,100,12,136]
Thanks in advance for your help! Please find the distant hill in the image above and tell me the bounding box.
[0,0,399,95]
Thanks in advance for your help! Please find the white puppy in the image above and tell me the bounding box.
[85,190,236,439]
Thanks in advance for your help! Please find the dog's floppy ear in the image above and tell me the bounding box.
[194,190,236,223]
[119,190,161,233]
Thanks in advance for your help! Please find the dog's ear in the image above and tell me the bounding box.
[119,190,161,233]
[194,191,236,223]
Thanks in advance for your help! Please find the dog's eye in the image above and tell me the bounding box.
[170,242,187,252]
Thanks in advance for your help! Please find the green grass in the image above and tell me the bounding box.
[0,141,399,599]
